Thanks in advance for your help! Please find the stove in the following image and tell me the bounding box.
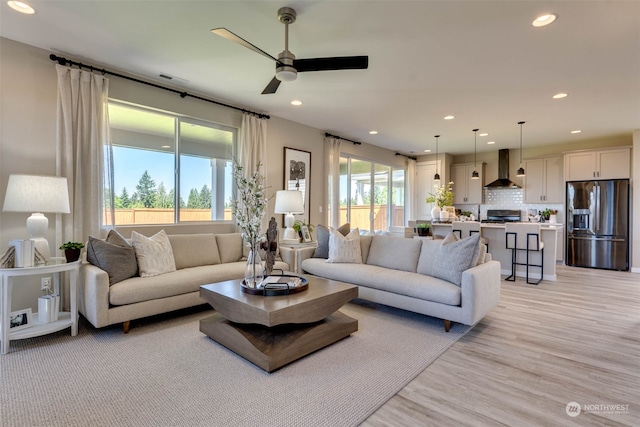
[481,209,522,224]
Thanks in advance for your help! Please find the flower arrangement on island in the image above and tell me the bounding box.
[426,181,455,208]
[230,161,268,248]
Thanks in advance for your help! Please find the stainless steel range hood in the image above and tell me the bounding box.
[484,149,521,188]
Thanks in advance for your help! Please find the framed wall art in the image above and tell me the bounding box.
[283,147,311,224]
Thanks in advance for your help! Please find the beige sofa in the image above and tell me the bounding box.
[299,234,501,331]
[79,233,291,332]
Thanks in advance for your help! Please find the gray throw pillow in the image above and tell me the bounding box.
[312,223,350,259]
[86,230,138,285]
[432,233,480,286]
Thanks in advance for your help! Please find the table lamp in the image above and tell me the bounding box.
[2,174,71,259]
[274,190,304,243]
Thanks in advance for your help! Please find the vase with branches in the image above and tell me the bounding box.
[231,161,268,288]
[426,181,455,208]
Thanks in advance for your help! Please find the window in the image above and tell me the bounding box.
[339,155,405,233]
[107,101,235,225]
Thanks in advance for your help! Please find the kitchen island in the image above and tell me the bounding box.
[431,222,563,281]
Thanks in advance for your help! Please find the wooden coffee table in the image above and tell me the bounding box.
[199,276,358,372]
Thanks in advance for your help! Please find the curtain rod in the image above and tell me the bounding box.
[395,152,417,161]
[324,132,362,145]
[49,54,270,120]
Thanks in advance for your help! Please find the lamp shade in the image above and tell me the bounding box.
[3,174,70,213]
[274,190,304,214]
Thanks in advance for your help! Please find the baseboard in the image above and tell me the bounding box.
[631,267,640,274]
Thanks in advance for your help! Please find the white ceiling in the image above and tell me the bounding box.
[2,1,639,156]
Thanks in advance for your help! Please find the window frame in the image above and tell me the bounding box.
[107,99,237,226]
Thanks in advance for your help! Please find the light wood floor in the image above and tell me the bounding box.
[362,265,639,426]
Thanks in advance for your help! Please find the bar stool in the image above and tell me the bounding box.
[505,223,544,285]
[452,221,489,252]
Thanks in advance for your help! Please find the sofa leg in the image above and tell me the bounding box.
[123,321,130,334]
[443,319,451,332]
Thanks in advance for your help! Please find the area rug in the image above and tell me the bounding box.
[0,300,471,427]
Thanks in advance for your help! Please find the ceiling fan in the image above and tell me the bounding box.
[211,7,369,94]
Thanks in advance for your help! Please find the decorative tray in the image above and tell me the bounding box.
[241,275,309,296]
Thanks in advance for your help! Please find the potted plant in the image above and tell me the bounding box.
[59,241,85,262]
[293,220,315,242]
[416,223,431,236]
[425,181,455,219]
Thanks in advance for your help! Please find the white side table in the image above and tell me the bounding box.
[1,257,80,354]
[279,241,318,273]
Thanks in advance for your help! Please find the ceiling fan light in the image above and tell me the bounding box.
[276,67,297,82]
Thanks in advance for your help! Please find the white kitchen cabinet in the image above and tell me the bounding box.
[415,160,441,219]
[523,157,563,203]
[564,147,631,181]
[451,163,484,204]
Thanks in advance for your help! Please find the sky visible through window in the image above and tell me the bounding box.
[112,146,230,201]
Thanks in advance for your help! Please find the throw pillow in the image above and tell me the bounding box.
[313,223,350,259]
[131,230,177,278]
[432,232,480,286]
[86,230,138,285]
[327,228,362,264]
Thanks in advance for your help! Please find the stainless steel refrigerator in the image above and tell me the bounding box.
[566,179,629,271]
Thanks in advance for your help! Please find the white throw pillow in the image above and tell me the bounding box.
[327,228,362,264]
[131,230,177,277]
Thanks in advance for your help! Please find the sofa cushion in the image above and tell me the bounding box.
[366,235,422,272]
[109,260,290,306]
[313,223,350,259]
[327,228,362,263]
[131,230,177,278]
[301,258,461,306]
[432,233,480,286]
[169,234,221,269]
[416,239,444,276]
[86,230,138,285]
[215,233,243,263]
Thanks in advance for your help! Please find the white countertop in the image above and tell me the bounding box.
[431,222,564,229]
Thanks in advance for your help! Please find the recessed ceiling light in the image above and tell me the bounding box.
[479,132,488,137]
[553,93,568,99]
[570,130,582,134]
[424,149,431,153]
[444,115,455,120]
[161,145,171,149]
[487,141,496,145]
[369,130,378,135]
[290,100,302,106]
[532,13,557,27]
[7,1,35,14]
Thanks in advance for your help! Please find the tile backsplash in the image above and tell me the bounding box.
[455,188,564,222]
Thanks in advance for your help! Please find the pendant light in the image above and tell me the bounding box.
[471,129,480,179]
[433,134,441,182]
[516,121,526,177]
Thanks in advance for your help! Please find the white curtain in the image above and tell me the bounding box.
[55,64,113,308]
[238,113,268,232]
[405,158,417,225]
[326,136,342,228]
[56,64,113,243]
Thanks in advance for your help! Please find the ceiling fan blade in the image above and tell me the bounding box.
[293,56,369,72]
[261,76,281,95]
[211,28,278,63]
